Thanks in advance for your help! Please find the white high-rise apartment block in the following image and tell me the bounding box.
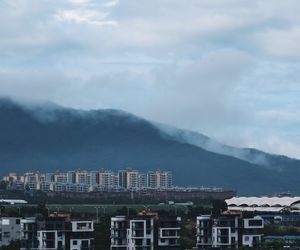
[118,169,139,190]
[88,171,98,186]
[54,173,68,183]
[98,170,119,190]
[126,170,139,190]
[75,171,89,185]
[147,170,172,189]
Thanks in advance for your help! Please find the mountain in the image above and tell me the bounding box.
[0,97,299,195]
[158,125,300,171]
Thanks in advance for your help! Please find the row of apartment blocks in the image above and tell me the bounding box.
[3,169,173,192]
[110,212,264,250]
[0,215,94,250]
[0,212,264,249]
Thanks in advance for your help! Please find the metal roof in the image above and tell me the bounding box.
[225,197,300,207]
[227,206,285,213]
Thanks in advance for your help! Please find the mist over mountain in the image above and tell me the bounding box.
[0,97,299,195]
[159,124,299,171]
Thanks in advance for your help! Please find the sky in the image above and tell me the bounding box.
[1,0,300,158]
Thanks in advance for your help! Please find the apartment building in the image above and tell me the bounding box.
[67,171,76,184]
[20,217,39,249]
[75,171,89,185]
[98,170,119,190]
[0,217,21,247]
[196,214,264,249]
[118,169,140,190]
[88,171,98,186]
[157,217,181,248]
[54,173,68,184]
[20,215,94,250]
[124,169,139,190]
[24,172,38,190]
[138,173,148,189]
[3,169,173,193]
[37,181,52,192]
[148,170,172,189]
[111,214,181,250]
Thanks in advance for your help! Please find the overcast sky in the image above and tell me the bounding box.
[1,0,300,158]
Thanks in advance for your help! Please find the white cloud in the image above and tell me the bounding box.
[56,9,118,27]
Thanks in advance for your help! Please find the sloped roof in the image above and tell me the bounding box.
[225,197,300,207]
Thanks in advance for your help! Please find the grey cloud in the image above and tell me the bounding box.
[1,0,300,158]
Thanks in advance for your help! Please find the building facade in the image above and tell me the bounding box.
[20,215,94,250]
[4,169,174,193]
[111,214,181,250]
[148,170,172,189]
[0,217,21,247]
[196,214,264,249]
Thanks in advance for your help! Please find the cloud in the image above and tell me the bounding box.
[1,0,300,158]
[253,26,300,59]
[55,0,118,27]
[55,9,118,27]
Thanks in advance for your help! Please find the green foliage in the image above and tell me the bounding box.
[180,219,196,250]
[211,200,227,215]
[0,181,7,190]
[114,206,137,216]
[0,241,20,250]
[262,241,284,250]
[93,219,111,250]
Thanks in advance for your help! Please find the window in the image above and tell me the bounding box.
[3,232,10,238]
[82,240,89,247]
[245,236,249,242]
[73,240,78,245]
[249,220,263,226]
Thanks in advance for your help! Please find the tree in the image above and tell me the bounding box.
[0,240,20,250]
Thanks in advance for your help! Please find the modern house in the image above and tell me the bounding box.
[0,217,21,247]
[111,213,181,250]
[20,214,94,250]
[196,214,264,249]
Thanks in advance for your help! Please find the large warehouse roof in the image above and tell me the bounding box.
[225,197,300,207]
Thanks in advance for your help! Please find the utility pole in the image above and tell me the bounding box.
[131,190,133,200]
[95,207,99,224]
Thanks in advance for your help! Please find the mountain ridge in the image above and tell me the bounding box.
[0,97,299,195]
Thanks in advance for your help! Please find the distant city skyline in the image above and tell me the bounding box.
[1,1,300,158]
[4,169,173,192]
